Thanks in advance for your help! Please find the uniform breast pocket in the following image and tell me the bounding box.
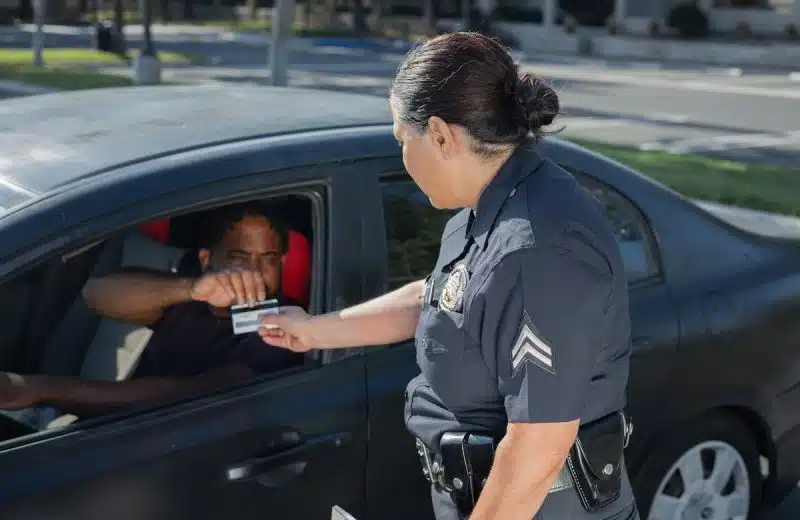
[416,306,488,409]
[418,307,468,358]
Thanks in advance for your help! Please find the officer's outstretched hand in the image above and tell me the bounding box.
[258,307,315,352]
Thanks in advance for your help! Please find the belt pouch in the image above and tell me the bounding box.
[566,411,625,512]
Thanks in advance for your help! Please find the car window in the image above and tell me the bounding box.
[380,173,660,286]
[0,194,321,443]
[573,174,661,283]
[380,177,454,290]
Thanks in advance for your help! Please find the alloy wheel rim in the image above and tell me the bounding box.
[647,440,750,520]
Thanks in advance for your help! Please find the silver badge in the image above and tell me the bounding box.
[439,264,468,312]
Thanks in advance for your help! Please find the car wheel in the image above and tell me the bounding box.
[633,414,762,520]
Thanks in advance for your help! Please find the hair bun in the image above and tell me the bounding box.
[515,72,560,133]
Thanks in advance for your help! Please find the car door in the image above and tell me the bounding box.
[360,170,455,520]
[0,165,369,520]
[573,173,681,468]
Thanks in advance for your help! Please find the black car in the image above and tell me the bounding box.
[0,85,798,520]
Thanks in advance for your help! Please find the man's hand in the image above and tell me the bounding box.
[259,307,315,352]
[190,268,267,307]
[0,373,45,410]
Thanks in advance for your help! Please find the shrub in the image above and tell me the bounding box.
[558,0,613,27]
[563,14,578,33]
[666,1,710,39]
[647,19,661,37]
[492,5,542,24]
[735,20,752,38]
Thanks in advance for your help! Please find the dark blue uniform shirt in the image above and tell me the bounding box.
[405,143,632,453]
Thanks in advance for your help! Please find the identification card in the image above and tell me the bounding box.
[231,299,279,335]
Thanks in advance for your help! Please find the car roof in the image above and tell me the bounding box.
[0,84,393,204]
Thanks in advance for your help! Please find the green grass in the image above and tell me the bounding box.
[0,48,195,90]
[0,48,190,65]
[0,63,132,89]
[574,140,800,216]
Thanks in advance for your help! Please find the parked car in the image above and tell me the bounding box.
[0,85,799,520]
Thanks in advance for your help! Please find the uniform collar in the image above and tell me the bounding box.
[468,143,544,249]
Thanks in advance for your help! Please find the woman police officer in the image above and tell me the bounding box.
[259,32,639,520]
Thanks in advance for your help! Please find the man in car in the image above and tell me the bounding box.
[0,203,303,418]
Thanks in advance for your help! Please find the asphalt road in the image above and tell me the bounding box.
[1,28,799,518]
[2,29,799,169]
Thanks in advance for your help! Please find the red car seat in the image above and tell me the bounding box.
[138,219,311,309]
[282,230,311,308]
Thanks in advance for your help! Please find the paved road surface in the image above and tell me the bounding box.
[5,28,795,168]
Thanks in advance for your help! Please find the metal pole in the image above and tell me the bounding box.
[141,0,155,56]
[268,0,296,87]
[33,0,45,67]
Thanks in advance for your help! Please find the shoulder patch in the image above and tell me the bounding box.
[511,310,555,376]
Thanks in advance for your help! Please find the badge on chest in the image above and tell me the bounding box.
[439,263,469,313]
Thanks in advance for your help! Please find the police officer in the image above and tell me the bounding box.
[259,32,639,520]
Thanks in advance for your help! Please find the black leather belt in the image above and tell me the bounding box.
[414,411,632,516]
[415,437,573,495]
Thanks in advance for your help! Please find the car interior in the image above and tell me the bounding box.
[0,194,315,443]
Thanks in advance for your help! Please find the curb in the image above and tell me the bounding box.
[0,79,57,95]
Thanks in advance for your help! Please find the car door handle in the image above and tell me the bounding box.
[226,431,352,485]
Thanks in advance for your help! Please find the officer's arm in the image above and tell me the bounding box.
[301,278,426,349]
[467,243,613,520]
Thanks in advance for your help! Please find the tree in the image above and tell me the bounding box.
[351,0,368,35]
[113,0,128,60]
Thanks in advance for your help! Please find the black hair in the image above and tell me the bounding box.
[390,32,560,154]
[198,202,290,253]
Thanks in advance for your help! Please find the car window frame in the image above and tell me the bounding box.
[0,168,356,450]
[567,169,665,289]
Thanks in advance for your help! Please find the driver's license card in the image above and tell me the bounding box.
[231,299,279,335]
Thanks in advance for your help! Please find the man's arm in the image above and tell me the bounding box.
[82,268,195,326]
[17,364,253,418]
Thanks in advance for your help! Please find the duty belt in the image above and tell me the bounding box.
[415,438,573,494]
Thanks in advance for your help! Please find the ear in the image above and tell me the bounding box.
[426,116,461,158]
[197,248,212,271]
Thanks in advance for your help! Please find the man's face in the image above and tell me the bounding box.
[200,215,284,301]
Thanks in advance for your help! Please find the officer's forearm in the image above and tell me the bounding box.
[307,279,425,349]
[468,421,578,520]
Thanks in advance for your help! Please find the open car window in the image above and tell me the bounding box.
[0,192,320,442]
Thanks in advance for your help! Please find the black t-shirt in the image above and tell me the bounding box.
[132,301,303,379]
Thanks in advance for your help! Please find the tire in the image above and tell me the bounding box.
[633,414,762,520]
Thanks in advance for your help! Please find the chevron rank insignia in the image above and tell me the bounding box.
[511,311,555,375]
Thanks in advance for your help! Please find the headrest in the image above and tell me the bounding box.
[282,230,311,308]
[139,219,171,244]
